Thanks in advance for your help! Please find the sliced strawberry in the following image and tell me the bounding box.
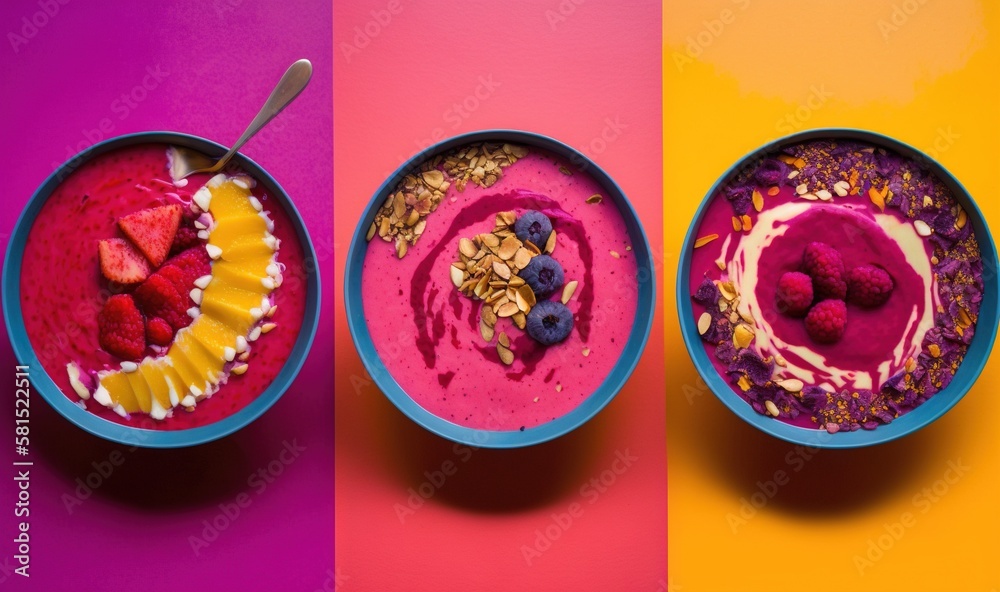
[118,204,183,267]
[98,294,146,360]
[98,238,151,285]
[145,316,174,346]
[135,274,191,331]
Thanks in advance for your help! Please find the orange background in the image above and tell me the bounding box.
[664,1,999,590]
[334,1,664,589]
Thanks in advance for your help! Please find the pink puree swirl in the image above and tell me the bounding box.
[19,144,307,430]
[362,150,639,431]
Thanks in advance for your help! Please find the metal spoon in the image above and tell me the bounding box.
[170,59,313,180]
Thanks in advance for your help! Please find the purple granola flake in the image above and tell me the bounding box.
[729,350,773,386]
[693,277,719,305]
[753,159,788,187]
[724,184,753,216]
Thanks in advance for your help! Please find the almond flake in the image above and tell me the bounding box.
[955,208,968,230]
[366,222,376,241]
[752,190,764,212]
[497,344,514,365]
[694,234,719,248]
[741,215,752,231]
[513,248,533,269]
[799,193,818,201]
[459,237,478,258]
[516,285,536,310]
[450,265,465,288]
[586,194,603,204]
[764,400,780,417]
[609,250,620,259]
[731,217,742,232]
[914,220,932,237]
[777,379,804,392]
[498,332,510,348]
[561,280,578,304]
[717,281,737,301]
[492,260,512,280]
[816,189,832,201]
[582,347,591,357]
[833,180,850,197]
[512,311,527,329]
[795,183,808,195]
[697,312,712,335]
[544,231,557,254]
[498,235,521,260]
[497,302,519,317]
[869,187,886,211]
[479,318,495,342]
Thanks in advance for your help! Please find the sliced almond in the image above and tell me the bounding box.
[512,311,526,329]
[479,318,495,342]
[498,235,521,260]
[697,312,712,335]
[833,180,850,196]
[516,285,536,310]
[582,347,591,357]
[498,331,510,348]
[767,186,780,197]
[508,275,526,288]
[717,281,738,301]
[955,207,968,230]
[497,344,514,365]
[752,190,764,212]
[482,233,500,248]
[421,169,444,189]
[544,230,557,254]
[795,183,808,195]
[492,259,512,280]
[741,215,752,231]
[731,216,742,232]
[914,220,932,237]
[561,280,578,304]
[609,250,621,259]
[450,265,465,288]
[816,189,833,201]
[395,238,408,259]
[586,193,603,204]
[869,187,886,212]
[366,222,376,241]
[513,247,533,269]
[497,302,519,317]
[799,193,818,201]
[459,237,478,258]
[764,400,780,417]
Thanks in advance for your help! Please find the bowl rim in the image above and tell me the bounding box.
[676,127,1000,449]
[344,129,656,448]
[2,130,322,448]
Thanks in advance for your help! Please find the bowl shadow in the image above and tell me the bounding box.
[678,362,936,517]
[33,400,253,513]
[383,398,611,514]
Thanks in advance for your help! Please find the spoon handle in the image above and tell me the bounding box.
[213,59,313,171]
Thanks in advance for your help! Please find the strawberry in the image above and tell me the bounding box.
[98,238,151,285]
[134,273,191,331]
[98,294,146,360]
[118,204,183,267]
[145,316,174,346]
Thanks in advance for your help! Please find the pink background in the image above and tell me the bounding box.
[334,1,665,589]
[0,2,333,591]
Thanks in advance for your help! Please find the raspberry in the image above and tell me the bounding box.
[98,294,146,360]
[170,226,202,256]
[134,274,191,331]
[805,299,848,344]
[846,265,894,308]
[145,316,174,346]
[802,242,847,300]
[165,247,211,287]
[775,271,814,317]
[157,264,192,300]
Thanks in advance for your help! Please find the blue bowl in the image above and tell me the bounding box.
[677,128,1000,448]
[345,130,655,448]
[2,131,321,448]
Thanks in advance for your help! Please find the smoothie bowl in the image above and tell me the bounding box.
[678,129,999,448]
[3,132,320,448]
[345,130,654,448]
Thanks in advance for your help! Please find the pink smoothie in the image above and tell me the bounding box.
[19,143,307,429]
[362,147,639,431]
[688,139,983,431]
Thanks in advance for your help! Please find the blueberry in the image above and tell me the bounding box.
[526,300,574,345]
[514,210,553,247]
[520,255,564,298]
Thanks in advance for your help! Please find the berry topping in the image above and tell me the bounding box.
[134,274,191,331]
[118,204,183,267]
[525,300,574,345]
[98,294,146,360]
[775,271,814,317]
[145,316,174,347]
[155,264,192,299]
[513,210,553,247]
[164,246,212,287]
[846,265,894,308]
[98,238,151,285]
[802,242,847,300]
[805,299,848,344]
[519,254,564,298]
[170,226,202,256]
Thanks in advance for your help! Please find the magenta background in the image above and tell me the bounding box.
[0,2,332,591]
